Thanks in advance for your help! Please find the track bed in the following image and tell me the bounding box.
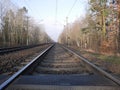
[0,44,120,90]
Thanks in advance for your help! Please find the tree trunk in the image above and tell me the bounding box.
[102,8,106,38]
[117,0,120,53]
[118,11,120,53]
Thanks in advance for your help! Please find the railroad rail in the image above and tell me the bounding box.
[0,43,50,55]
[0,43,120,90]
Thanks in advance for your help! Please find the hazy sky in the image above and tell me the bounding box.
[12,0,88,41]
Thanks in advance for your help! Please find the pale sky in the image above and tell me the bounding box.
[12,0,88,41]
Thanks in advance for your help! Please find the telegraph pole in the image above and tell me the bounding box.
[66,17,71,46]
[26,16,29,45]
[66,17,68,45]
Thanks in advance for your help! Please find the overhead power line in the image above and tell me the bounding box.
[55,0,58,23]
[24,0,33,13]
[24,1,42,17]
[67,0,78,17]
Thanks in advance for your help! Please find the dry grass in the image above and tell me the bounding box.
[69,46,120,75]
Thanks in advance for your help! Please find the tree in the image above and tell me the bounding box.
[59,0,120,55]
[116,0,120,53]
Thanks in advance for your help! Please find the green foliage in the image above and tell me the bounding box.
[98,55,120,64]
[104,9,109,17]
[81,28,90,34]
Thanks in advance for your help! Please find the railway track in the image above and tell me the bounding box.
[0,43,50,55]
[0,44,120,90]
[0,44,51,75]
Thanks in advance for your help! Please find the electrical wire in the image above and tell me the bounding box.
[24,0,40,19]
[24,0,34,13]
[67,0,78,17]
[55,0,58,23]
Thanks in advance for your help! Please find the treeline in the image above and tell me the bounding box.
[58,0,120,55]
[0,0,52,47]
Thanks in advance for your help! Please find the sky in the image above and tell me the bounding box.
[12,0,88,42]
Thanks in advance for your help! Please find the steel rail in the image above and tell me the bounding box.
[0,43,50,55]
[0,44,54,90]
[62,45,120,86]
[0,45,37,51]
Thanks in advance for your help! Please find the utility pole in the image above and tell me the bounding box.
[66,17,68,46]
[26,16,29,45]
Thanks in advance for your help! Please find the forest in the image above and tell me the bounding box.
[0,0,52,47]
[59,0,120,55]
